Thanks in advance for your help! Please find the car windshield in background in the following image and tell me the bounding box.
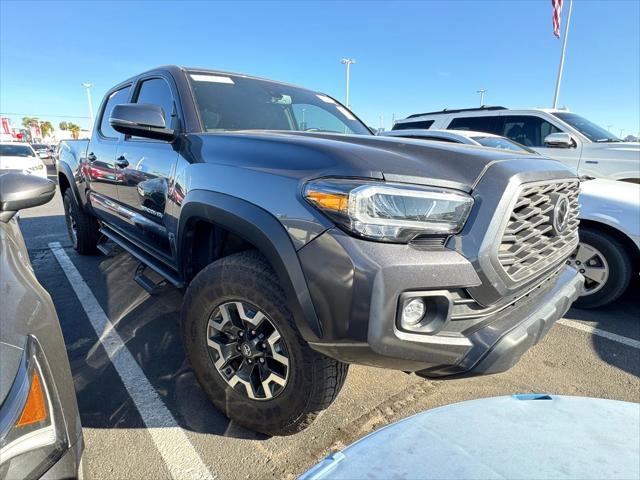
[0,144,35,157]
[32,144,47,149]
[552,112,621,142]
[188,72,371,135]
[472,136,537,153]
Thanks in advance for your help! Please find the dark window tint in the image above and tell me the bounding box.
[392,120,435,130]
[99,86,131,139]
[447,116,501,133]
[501,115,561,147]
[134,78,175,129]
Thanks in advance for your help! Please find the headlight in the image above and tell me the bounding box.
[0,336,69,480]
[304,178,473,243]
[28,163,44,170]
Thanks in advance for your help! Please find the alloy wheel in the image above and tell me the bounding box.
[568,242,610,296]
[206,301,289,400]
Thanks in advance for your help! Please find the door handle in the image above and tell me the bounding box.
[115,156,129,169]
[87,152,96,162]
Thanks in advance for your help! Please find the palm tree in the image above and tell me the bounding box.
[40,121,54,138]
[67,122,81,139]
[22,116,39,129]
[59,121,68,130]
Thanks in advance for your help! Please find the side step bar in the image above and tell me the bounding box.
[134,263,165,295]
[98,227,185,289]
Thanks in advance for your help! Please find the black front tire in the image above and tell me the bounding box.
[573,228,633,309]
[181,251,348,436]
[62,189,99,255]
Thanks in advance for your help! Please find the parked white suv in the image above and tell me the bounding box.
[393,107,640,182]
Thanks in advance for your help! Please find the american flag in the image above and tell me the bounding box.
[552,0,563,38]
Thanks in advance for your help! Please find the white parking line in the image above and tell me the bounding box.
[49,242,215,480]
[558,318,640,349]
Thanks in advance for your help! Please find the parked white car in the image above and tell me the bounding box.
[0,142,48,178]
[571,178,640,308]
[393,107,640,182]
[381,129,538,154]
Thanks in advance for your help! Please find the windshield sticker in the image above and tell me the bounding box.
[316,94,336,104]
[337,105,356,120]
[190,74,235,84]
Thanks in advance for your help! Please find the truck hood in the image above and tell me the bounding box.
[583,141,640,157]
[0,156,41,171]
[189,131,543,191]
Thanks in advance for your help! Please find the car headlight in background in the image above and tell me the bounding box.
[0,336,69,480]
[28,163,45,171]
[304,179,474,243]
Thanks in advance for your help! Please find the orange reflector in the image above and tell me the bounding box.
[306,191,349,213]
[16,370,47,427]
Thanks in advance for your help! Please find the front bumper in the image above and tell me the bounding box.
[299,228,583,377]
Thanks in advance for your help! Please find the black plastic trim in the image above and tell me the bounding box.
[177,190,322,341]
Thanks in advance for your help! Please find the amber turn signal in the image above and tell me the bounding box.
[305,190,349,213]
[16,370,47,428]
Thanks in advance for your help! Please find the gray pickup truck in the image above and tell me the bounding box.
[57,65,583,436]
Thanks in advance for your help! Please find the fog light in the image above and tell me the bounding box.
[402,298,425,327]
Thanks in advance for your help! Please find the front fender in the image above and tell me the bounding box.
[177,190,322,341]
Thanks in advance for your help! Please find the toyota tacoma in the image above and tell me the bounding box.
[57,66,584,435]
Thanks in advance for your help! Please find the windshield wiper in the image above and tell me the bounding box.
[595,138,621,143]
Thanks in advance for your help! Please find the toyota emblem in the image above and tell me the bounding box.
[552,195,570,235]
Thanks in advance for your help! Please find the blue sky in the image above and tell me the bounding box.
[1,0,638,136]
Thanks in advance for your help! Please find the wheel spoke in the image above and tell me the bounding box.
[267,331,289,368]
[583,266,607,284]
[207,337,241,369]
[574,244,597,264]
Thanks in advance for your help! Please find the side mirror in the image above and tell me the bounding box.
[0,173,56,222]
[544,132,575,148]
[110,103,176,142]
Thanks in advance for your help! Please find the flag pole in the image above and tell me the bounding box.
[553,0,573,109]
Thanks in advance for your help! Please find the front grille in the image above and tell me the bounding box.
[497,179,579,282]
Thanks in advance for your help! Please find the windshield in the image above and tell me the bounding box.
[552,112,620,142]
[0,144,35,157]
[32,144,47,149]
[472,136,538,154]
[188,72,370,135]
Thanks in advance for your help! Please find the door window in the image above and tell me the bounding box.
[501,115,561,147]
[134,78,175,129]
[392,120,435,131]
[447,116,501,134]
[99,86,131,139]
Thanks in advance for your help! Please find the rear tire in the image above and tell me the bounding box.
[62,189,99,255]
[571,228,632,309]
[181,251,348,436]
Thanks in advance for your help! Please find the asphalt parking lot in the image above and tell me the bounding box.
[19,168,640,479]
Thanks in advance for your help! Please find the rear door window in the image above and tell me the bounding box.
[447,116,501,134]
[392,120,435,131]
[501,115,561,147]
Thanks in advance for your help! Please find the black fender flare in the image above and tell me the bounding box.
[177,189,322,341]
[57,161,86,210]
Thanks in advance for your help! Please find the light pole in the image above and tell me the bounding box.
[619,128,625,139]
[553,0,574,108]
[82,83,94,130]
[606,124,613,133]
[341,58,356,109]
[476,89,487,107]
